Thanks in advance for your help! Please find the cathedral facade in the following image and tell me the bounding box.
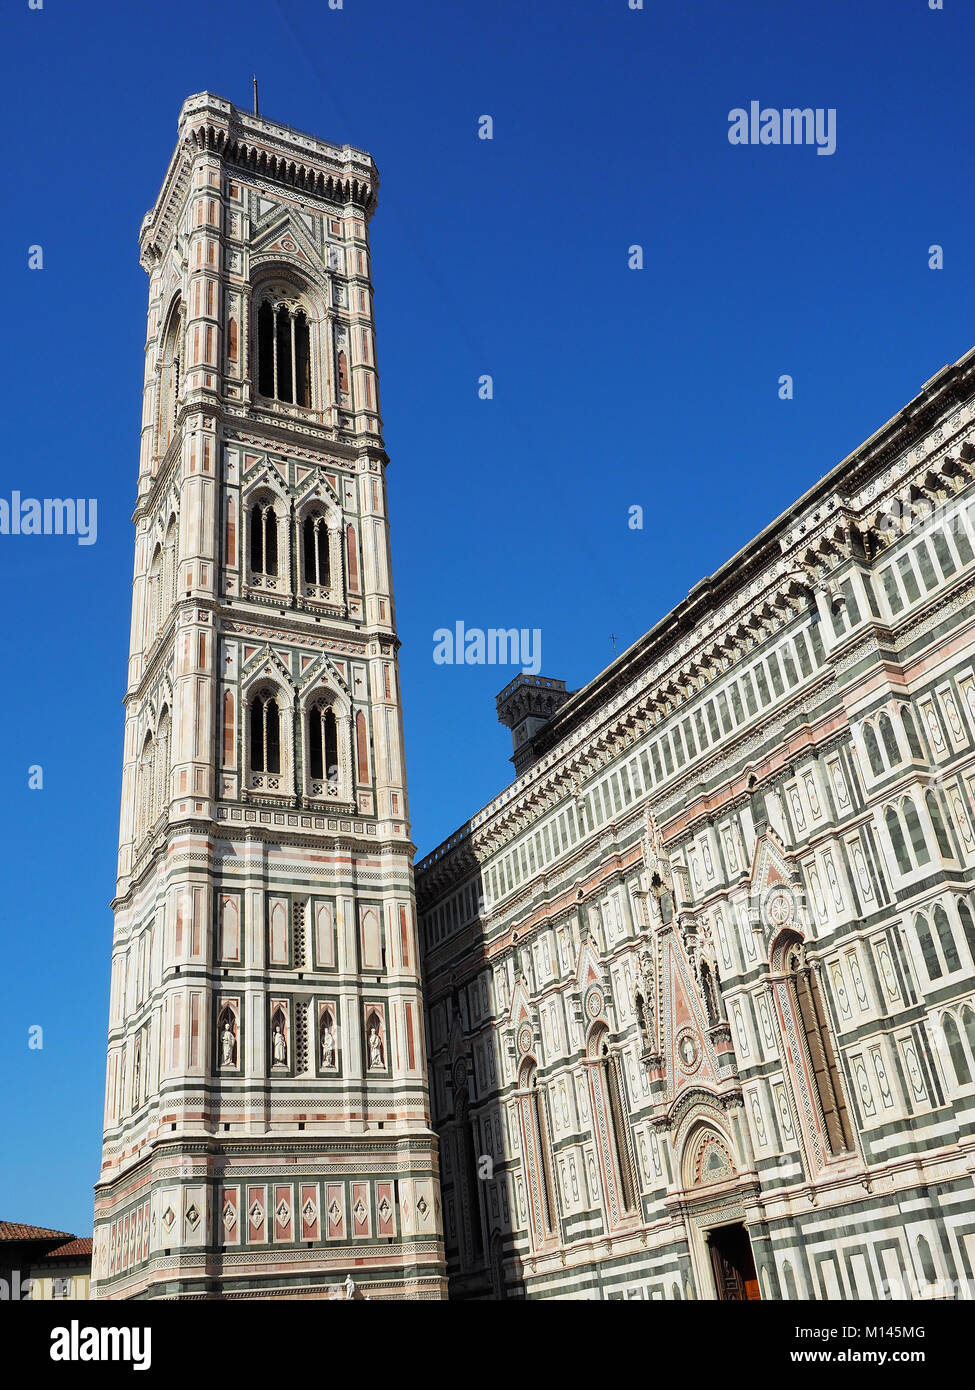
[93,94,444,1299]
[417,347,975,1300]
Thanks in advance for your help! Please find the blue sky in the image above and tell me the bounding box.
[0,0,972,1234]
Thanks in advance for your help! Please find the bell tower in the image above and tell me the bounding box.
[93,93,445,1299]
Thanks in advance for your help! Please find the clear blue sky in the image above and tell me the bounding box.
[0,0,972,1234]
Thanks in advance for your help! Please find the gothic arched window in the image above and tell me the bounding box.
[518,1061,558,1243]
[257,296,311,407]
[784,941,854,1156]
[903,797,930,865]
[914,912,942,980]
[157,298,182,457]
[250,692,281,775]
[958,899,975,962]
[926,792,954,859]
[303,511,330,588]
[878,712,900,765]
[943,1014,971,1086]
[863,723,883,776]
[308,702,338,787]
[901,706,925,760]
[885,806,911,875]
[933,905,960,972]
[601,1041,638,1212]
[249,500,278,578]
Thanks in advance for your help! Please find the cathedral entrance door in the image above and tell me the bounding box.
[707,1223,761,1301]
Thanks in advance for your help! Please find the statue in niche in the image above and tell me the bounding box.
[633,948,655,1049]
[367,1023,384,1069]
[320,1015,335,1067]
[272,1020,287,1066]
[700,961,721,1026]
[220,1014,237,1066]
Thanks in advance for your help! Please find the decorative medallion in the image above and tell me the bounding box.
[517,1023,534,1055]
[584,987,604,1021]
[675,1029,701,1075]
[762,883,797,931]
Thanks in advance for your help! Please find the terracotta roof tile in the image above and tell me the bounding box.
[39,1237,93,1260]
[0,1221,74,1243]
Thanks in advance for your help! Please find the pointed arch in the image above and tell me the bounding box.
[516,1056,558,1246]
[885,806,911,874]
[942,1014,971,1086]
[914,912,942,980]
[878,712,900,765]
[774,933,854,1158]
[933,904,960,972]
[902,797,930,865]
[249,688,281,775]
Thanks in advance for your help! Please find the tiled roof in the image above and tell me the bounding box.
[0,1221,74,1243]
[39,1237,93,1260]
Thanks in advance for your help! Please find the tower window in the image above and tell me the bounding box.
[250,693,281,775]
[249,501,278,577]
[308,703,338,787]
[303,513,330,588]
[257,296,311,407]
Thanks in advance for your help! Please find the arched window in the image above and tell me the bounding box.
[784,941,854,1156]
[137,732,154,842]
[308,702,338,788]
[943,1014,971,1086]
[601,1040,638,1212]
[160,517,178,619]
[157,298,182,456]
[249,692,281,774]
[903,798,930,865]
[885,806,911,874]
[302,512,330,588]
[901,706,924,760]
[916,1235,938,1286]
[154,708,170,824]
[962,1006,975,1064]
[926,792,953,859]
[878,713,900,765]
[957,899,975,962]
[257,296,311,407]
[863,723,883,776]
[518,1061,558,1242]
[146,545,163,644]
[914,912,942,980]
[933,905,960,972]
[455,1092,485,1263]
[249,500,278,578]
